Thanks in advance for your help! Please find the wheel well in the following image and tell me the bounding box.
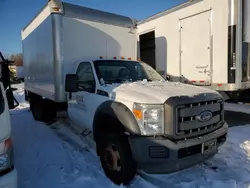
[94,114,127,156]
[94,114,125,141]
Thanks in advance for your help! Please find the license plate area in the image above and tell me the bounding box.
[202,139,217,153]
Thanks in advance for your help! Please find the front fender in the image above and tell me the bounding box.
[93,101,141,139]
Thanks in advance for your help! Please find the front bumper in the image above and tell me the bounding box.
[129,123,228,174]
[0,168,17,188]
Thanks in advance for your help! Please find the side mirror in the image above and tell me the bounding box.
[65,74,78,92]
[6,88,19,109]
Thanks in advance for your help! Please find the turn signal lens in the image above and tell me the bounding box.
[4,138,12,152]
[133,109,142,120]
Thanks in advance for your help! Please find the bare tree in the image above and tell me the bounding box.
[9,53,23,66]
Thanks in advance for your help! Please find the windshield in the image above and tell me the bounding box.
[94,60,164,84]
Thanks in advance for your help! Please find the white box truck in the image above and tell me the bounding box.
[137,0,250,101]
[22,0,228,185]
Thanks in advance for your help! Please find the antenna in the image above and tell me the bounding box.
[0,52,4,62]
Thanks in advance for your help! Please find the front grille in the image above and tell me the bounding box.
[176,100,224,137]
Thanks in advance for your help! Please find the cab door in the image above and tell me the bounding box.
[68,62,97,131]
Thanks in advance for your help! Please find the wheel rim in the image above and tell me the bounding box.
[104,144,121,172]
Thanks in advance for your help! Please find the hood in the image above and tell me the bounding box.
[105,81,220,104]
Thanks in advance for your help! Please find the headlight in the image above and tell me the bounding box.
[0,138,13,172]
[0,154,9,171]
[133,103,164,135]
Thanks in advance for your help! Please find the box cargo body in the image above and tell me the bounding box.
[21,1,136,102]
[137,0,250,100]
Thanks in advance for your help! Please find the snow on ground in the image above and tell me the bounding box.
[225,102,250,114]
[11,83,250,188]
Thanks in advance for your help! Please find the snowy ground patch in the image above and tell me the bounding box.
[11,83,250,188]
[11,83,29,111]
[225,102,250,114]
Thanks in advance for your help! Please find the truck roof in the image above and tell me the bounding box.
[138,0,202,25]
[22,0,137,37]
[63,2,137,29]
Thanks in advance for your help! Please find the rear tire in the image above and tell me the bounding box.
[98,134,137,185]
[30,97,45,122]
[30,96,56,122]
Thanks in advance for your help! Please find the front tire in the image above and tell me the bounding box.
[98,134,137,185]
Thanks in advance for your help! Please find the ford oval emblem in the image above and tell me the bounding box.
[196,111,213,122]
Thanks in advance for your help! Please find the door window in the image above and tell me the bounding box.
[76,62,96,93]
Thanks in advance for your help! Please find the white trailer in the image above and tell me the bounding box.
[137,0,250,101]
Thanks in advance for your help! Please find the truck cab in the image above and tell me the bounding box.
[64,58,228,185]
